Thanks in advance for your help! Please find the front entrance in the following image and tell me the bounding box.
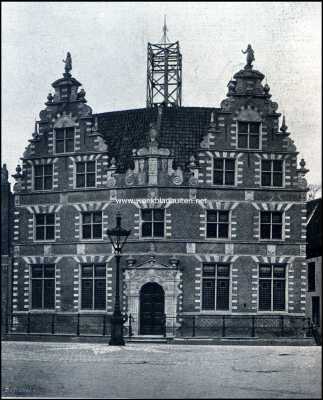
[139,282,165,335]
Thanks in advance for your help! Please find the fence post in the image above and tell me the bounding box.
[251,316,255,337]
[306,317,312,337]
[222,315,226,337]
[51,313,55,335]
[6,313,9,334]
[103,314,106,336]
[192,315,196,337]
[280,315,284,336]
[27,313,31,334]
[128,314,132,338]
[76,313,80,336]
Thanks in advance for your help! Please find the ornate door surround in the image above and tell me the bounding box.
[123,255,182,336]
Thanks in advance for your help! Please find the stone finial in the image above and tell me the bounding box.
[299,158,306,170]
[32,120,39,139]
[148,122,159,145]
[189,155,196,168]
[77,88,86,101]
[15,165,22,176]
[110,157,117,169]
[62,51,72,74]
[47,93,53,103]
[280,116,288,133]
[264,83,270,94]
[227,80,236,95]
[241,44,255,69]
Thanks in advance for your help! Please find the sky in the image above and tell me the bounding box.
[2,2,321,187]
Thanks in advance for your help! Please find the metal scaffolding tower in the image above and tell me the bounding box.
[146,17,182,108]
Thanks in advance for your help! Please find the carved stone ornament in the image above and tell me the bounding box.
[53,113,77,128]
[125,169,135,186]
[123,257,182,335]
[95,136,108,151]
[107,177,116,187]
[172,167,183,185]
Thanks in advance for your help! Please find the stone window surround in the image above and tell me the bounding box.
[200,262,232,312]
[235,120,263,151]
[53,126,76,155]
[255,153,287,188]
[257,263,288,313]
[26,158,59,192]
[29,263,56,311]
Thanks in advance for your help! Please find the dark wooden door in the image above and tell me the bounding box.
[140,283,165,335]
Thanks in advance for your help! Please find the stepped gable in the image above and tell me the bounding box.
[96,106,216,172]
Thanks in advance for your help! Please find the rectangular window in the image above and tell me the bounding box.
[81,264,106,310]
[82,212,102,240]
[76,161,96,188]
[55,127,75,153]
[206,210,229,238]
[31,264,55,309]
[258,264,286,311]
[35,213,55,241]
[308,262,315,292]
[34,165,53,190]
[141,209,165,238]
[213,158,235,185]
[202,263,230,310]
[260,211,283,240]
[261,160,283,187]
[237,121,260,149]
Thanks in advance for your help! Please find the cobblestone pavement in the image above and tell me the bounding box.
[1,341,321,398]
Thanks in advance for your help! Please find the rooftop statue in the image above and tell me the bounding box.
[241,44,255,69]
[62,52,72,74]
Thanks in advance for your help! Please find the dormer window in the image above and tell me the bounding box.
[55,127,75,153]
[237,121,260,149]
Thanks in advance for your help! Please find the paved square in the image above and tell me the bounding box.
[1,341,321,398]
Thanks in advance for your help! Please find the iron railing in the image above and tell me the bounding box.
[7,312,312,339]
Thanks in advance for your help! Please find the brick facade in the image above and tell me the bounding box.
[10,48,309,337]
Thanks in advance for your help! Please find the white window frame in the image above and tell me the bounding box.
[74,159,97,189]
[29,263,56,311]
[212,157,237,186]
[79,263,107,311]
[140,208,166,239]
[205,209,231,240]
[259,210,285,241]
[200,263,232,312]
[54,127,75,154]
[257,263,288,313]
[260,159,285,188]
[33,164,53,191]
[236,121,262,150]
[80,211,103,241]
[34,213,56,243]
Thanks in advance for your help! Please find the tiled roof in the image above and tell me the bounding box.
[96,107,217,172]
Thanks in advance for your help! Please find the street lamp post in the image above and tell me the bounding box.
[106,211,131,346]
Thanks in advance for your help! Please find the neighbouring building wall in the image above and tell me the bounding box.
[306,198,322,332]
[1,164,13,335]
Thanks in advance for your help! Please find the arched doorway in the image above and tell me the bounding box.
[139,282,165,335]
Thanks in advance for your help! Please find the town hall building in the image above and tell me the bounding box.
[9,33,310,338]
